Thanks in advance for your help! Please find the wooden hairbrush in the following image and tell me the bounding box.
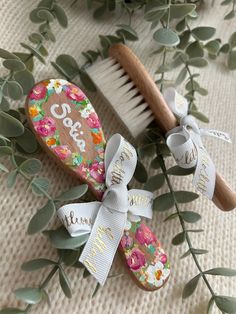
[86,43,236,211]
[25,79,170,291]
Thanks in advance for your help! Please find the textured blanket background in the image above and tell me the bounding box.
[0,1,236,313]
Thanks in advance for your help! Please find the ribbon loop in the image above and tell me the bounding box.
[57,133,153,286]
[164,87,231,200]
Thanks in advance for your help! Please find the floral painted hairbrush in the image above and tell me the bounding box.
[25,78,170,290]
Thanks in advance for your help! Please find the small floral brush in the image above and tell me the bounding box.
[25,78,170,291]
[86,43,236,211]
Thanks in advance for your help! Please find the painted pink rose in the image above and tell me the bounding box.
[120,233,133,249]
[66,85,85,102]
[135,223,157,246]
[86,112,101,129]
[127,248,146,272]
[54,145,72,160]
[35,117,56,137]
[29,85,47,100]
[90,161,105,183]
[159,253,167,264]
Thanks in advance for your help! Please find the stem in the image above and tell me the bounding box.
[185,63,195,111]
[158,154,218,301]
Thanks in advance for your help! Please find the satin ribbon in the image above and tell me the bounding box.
[163,87,231,200]
[57,134,153,285]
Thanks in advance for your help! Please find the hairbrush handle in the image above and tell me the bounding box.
[109,43,236,211]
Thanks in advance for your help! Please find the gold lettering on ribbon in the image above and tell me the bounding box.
[64,211,93,228]
[196,150,210,194]
[129,195,151,207]
[185,146,197,165]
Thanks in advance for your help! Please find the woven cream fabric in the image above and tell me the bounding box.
[0,1,236,314]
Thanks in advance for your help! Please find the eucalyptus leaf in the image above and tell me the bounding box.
[13,52,34,72]
[177,30,191,49]
[116,24,138,41]
[150,157,161,169]
[55,184,88,201]
[14,70,35,95]
[51,61,71,80]
[3,59,26,71]
[37,9,54,22]
[204,268,236,277]
[144,8,166,22]
[79,70,96,92]
[31,177,50,195]
[29,33,43,44]
[228,51,236,70]
[0,96,10,111]
[229,32,236,48]
[0,163,9,173]
[163,212,179,222]
[170,4,196,19]
[167,166,194,176]
[0,49,19,60]
[53,4,68,27]
[153,193,174,211]
[15,128,38,153]
[20,43,45,64]
[215,296,236,313]
[224,11,235,20]
[93,4,106,19]
[59,268,72,298]
[0,309,25,314]
[172,231,186,245]
[205,40,221,56]
[7,170,18,188]
[207,297,215,314]
[14,287,43,304]
[174,191,199,203]
[20,158,42,175]
[175,67,187,86]
[153,28,180,47]
[29,8,44,23]
[44,226,89,249]
[186,41,204,58]
[59,249,81,266]
[56,54,79,78]
[191,248,208,255]
[144,173,165,192]
[192,27,216,41]
[182,274,201,298]
[180,250,191,259]
[181,211,201,223]
[28,201,55,234]
[22,258,56,271]
[190,110,209,123]
[187,57,208,67]
[0,146,12,157]
[6,81,23,100]
[92,283,100,297]
[134,160,148,183]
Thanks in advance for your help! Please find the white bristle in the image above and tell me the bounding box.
[86,57,154,138]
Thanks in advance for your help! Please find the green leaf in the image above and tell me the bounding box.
[6,81,23,100]
[144,8,166,22]
[22,258,56,271]
[187,57,208,67]
[207,297,215,314]
[175,67,187,86]
[116,24,138,41]
[55,184,88,201]
[7,170,18,188]
[51,61,70,79]
[167,166,194,176]
[174,191,199,203]
[228,51,236,70]
[92,283,100,297]
[220,43,231,54]
[186,41,204,58]
[224,11,235,20]
[15,128,38,153]
[144,173,165,192]
[0,146,12,157]
[172,231,186,245]
[153,28,180,47]
[191,248,208,255]
[44,226,89,249]
[53,4,68,27]
[20,158,42,175]
[0,163,9,173]
[204,268,236,277]
[0,96,10,111]
[0,309,25,314]
[190,110,209,123]
[192,27,216,41]
[14,287,43,304]
[181,211,201,223]
[0,111,24,137]
[55,54,79,78]
[31,177,50,195]
[14,70,35,95]
[170,4,196,19]
[180,250,191,259]
[215,296,236,313]
[0,49,19,60]
[59,268,72,298]
[93,4,106,19]
[28,201,55,234]
[79,70,96,92]
[37,9,54,22]
[221,0,233,5]
[176,19,186,32]
[29,33,43,44]
[13,52,34,72]
[177,30,191,49]
[30,8,44,23]
[182,274,201,298]
[205,40,221,56]
[150,157,161,169]
[134,160,148,183]
[3,59,25,72]
[59,249,81,266]
[229,32,236,48]
[153,193,175,211]
[20,43,45,64]
[163,212,179,222]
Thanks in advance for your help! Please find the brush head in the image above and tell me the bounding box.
[86,57,154,138]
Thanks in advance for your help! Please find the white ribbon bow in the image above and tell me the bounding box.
[57,134,153,285]
[163,87,231,200]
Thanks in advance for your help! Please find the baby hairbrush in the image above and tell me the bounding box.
[86,44,236,211]
[25,79,170,291]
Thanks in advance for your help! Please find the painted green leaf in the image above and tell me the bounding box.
[167,166,194,176]
[192,27,216,41]
[20,158,42,175]
[59,268,72,298]
[172,231,186,245]
[22,258,56,271]
[15,128,38,153]
[31,177,50,195]
[204,268,236,276]
[153,28,180,47]
[0,308,25,314]
[7,170,18,188]
[53,4,68,27]
[228,51,236,70]
[44,226,89,249]
[134,160,148,183]
[0,111,24,137]
[3,59,26,71]
[215,296,236,313]
[182,274,201,298]
[187,57,208,67]
[14,287,43,304]
[170,4,196,19]
[174,191,199,203]
[181,211,201,223]
[144,173,165,192]
[153,193,175,211]
[55,184,88,201]
[28,201,55,234]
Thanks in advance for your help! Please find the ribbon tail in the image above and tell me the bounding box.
[79,205,127,286]
[128,189,153,219]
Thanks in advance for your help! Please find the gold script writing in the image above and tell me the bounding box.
[64,211,93,228]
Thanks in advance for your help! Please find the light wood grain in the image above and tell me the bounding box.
[109,43,236,211]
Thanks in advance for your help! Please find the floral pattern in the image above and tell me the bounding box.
[120,221,170,290]
[27,79,106,197]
